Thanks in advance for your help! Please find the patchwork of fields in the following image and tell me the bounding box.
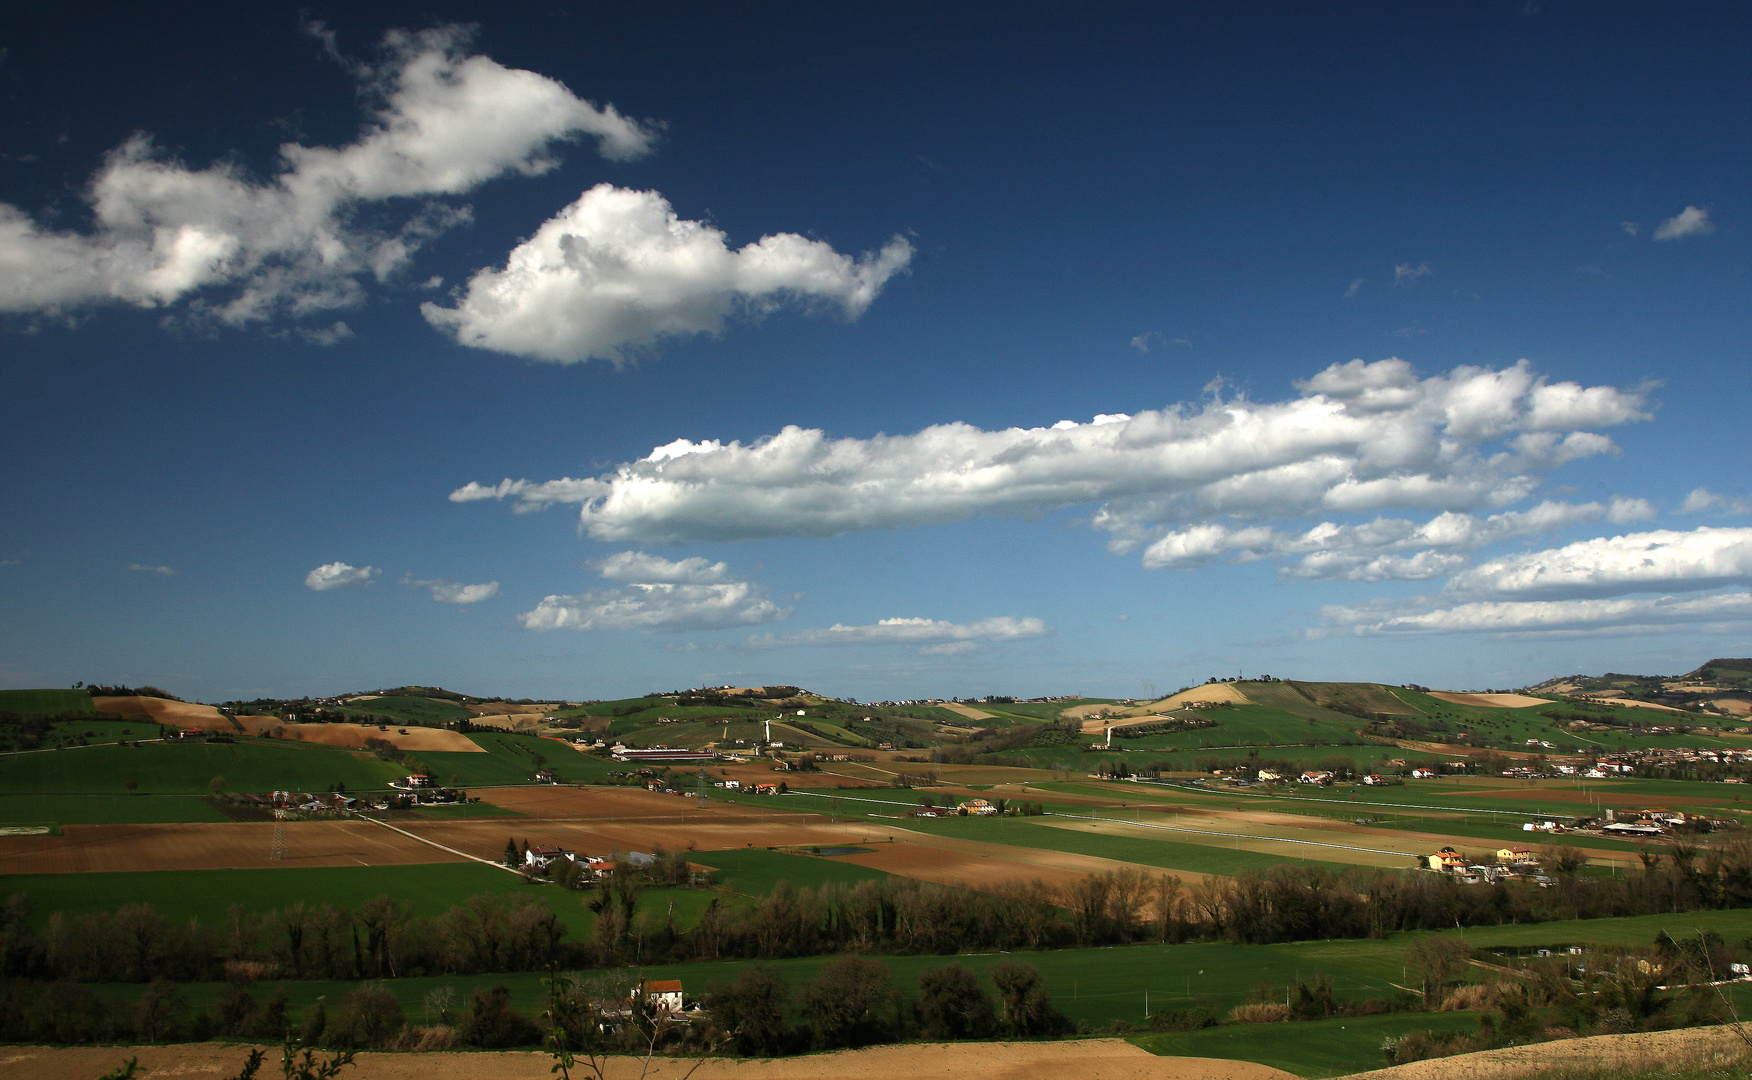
[5,685,1752,1077]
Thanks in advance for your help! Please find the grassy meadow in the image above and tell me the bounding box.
[0,737,407,795]
[0,689,96,714]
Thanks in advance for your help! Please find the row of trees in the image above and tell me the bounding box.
[0,954,1071,1052]
[5,841,1752,988]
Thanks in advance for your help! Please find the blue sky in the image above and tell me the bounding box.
[2,3,1749,702]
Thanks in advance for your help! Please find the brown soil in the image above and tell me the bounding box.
[452,788,1156,889]
[467,713,550,731]
[464,702,556,716]
[92,696,231,725]
[1458,787,1719,808]
[1110,684,1253,719]
[0,821,463,873]
[940,702,997,722]
[1584,696,1689,714]
[841,828,1210,890]
[5,1039,1297,1080]
[1340,1022,1747,1079]
[93,696,481,752]
[241,720,481,752]
[1426,693,1553,709]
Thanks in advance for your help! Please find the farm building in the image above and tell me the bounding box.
[1423,846,1467,872]
[612,748,717,764]
[525,846,575,869]
[639,980,684,1012]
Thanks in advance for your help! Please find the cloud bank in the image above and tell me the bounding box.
[1446,527,1752,599]
[453,358,1650,564]
[1322,526,1752,638]
[305,562,378,590]
[746,615,1049,654]
[519,551,785,631]
[0,26,653,327]
[1141,498,1655,581]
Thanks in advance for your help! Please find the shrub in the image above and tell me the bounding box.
[327,983,403,1049]
[1440,982,1499,1011]
[1227,1002,1291,1024]
[458,985,540,1048]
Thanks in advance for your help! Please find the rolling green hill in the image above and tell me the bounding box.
[341,694,472,726]
[0,737,405,795]
[0,689,96,714]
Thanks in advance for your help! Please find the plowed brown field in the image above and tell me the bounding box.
[4,1039,1297,1080]
[439,788,1158,888]
[1426,692,1552,709]
[0,821,460,873]
[92,696,481,752]
[1341,1022,1746,1079]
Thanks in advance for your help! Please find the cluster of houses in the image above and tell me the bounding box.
[521,845,660,877]
[913,798,1000,818]
[1420,845,1553,886]
[611,746,720,765]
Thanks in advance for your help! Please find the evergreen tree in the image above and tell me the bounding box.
[503,838,519,867]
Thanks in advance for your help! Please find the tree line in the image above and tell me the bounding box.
[6,839,1752,993]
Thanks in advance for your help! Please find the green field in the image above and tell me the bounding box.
[418,733,616,788]
[80,906,1752,1036]
[342,695,472,726]
[0,863,535,927]
[0,737,405,794]
[691,847,892,895]
[0,688,96,714]
[0,862,718,944]
[54,905,1752,1076]
[1135,1010,1484,1077]
[0,793,228,824]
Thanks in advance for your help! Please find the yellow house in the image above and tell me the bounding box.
[1495,847,1537,863]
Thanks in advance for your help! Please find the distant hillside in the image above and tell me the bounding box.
[1689,659,1752,686]
[1526,658,1752,718]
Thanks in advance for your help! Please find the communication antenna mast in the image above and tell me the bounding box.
[270,808,289,861]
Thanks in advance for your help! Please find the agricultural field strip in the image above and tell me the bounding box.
[782,791,1421,859]
[1045,809,1421,858]
[0,737,166,755]
[1140,780,1577,817]
[348,812,522,875]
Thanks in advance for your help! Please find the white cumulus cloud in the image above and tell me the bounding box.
[422,184,912,363]
[746,615,1049,652]
[0,26,653,328]
[521,582,785,632]
[305,562,378,590]
[1141,499,1656,580]
[592,550,731,584]
[1681,488,1751,515]
[452,358,1649,564]
[1447,526,1752,599]
[519,552,783,631]
[1393,262,1432,285]
[401,574,500,604]
[127,563,176,575]
[1654,205,1715,241]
